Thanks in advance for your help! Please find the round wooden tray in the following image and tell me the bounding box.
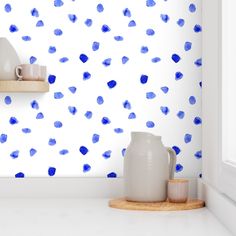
[109,198,205,211]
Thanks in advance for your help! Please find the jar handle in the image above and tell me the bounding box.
[166,147,177,179]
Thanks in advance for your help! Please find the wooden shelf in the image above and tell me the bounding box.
[109,198,205,211]
[0,80,49,92]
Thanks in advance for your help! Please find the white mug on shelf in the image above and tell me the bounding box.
[15,64,40,81]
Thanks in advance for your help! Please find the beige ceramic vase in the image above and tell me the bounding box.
[0,37,20,80]
[124,132,177,202]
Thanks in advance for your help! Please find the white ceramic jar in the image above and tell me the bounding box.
[124,132,177,202]
[0,37,20,80]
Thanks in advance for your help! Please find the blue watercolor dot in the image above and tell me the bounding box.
[10,150,19,159]
[101,24,111,33]
[54,92,64,99]
[123,8,131,17]
[172,146,181,155]
[22,128,31,134]
[68,106,77,115]
[146,92,156,99]
[177,111,185,119]
[161,14,169,23]
[9,24,18,33]
[22,36,31,41]
[48,74,56,84]
[123,100,131,110]
[146,121,155,128]
[30,56,37,64]
[31,100,39,110]
[97,3,104,12]
[54,0,64,7]
[195,150,202,159]
[107,172,117,178]
[48,167,56,176]
[36,112,44,119]
[30,148,37,157]
[114,36,124,41]
[122,56,129,64]
[48,140,58,151]
[85,111,92,119]
[85,19,93,27]
[103,150,112,159]
[92,41,100,51]
[128,20,136,27]
[36,20,44,27]
[176,164,183,173]
[141,46,149,54]
[68,14,77,23]
[161,86,169,94]
[160,106,169,115]
[122,148,126,157]
[128,112,136,119]
[146,28,155,36]
[101,117,111,125]
[0,134,7,144]
[97,96,104,105]
[102,58,112,67]
[54,121,63,128]
[48,138,56,146]
[199,173,202,178]
[194,116,202,125]
[194,24,202,33]
[172,54,181,63]
[184,42,192,51]
[114,128,123,133]
[9,117,18,125]
[152,57,161,63]
[184,134,192,143]
[83,164,91,173]
[107,80,117,89]
[80,146,89,155]
[194,58,202,67]
[199,81,202,87]
[4,4,11,12]
[4,96,12,105]
[83,72,91,80]
[15,172,24,178]
[92,134,100,143]
[140,74,148,84]
[59,149,69,155]
[175,71,183,80]
[189,3,196,12]
[59,57,69,63]
[54,28,63,36]
[31,8,39,17]
[146,0,156,7]
[48,46,56,54]
[177,18,185,27]
[79,54,89,63]
[189,96,196,105]
[68,86,77,93]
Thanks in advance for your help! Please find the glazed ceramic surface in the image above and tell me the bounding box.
[0,38,20,80]
[124,132,176,202]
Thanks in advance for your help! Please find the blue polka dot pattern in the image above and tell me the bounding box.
[0,0,201,178]
[4,4,11,13]
[48,167,56,176]
[80,146,89,155]
[15,172,25,178]
[83,164,91,173]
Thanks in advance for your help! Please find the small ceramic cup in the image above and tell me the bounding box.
[38,66,47,81]
[15,64,40,81]
[168,179,189,203]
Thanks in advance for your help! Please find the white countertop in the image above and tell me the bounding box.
[0,198,232,236]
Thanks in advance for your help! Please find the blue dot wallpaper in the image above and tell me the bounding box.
[0,0,201,178]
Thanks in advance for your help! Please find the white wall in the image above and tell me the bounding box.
[0,0,202,177]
